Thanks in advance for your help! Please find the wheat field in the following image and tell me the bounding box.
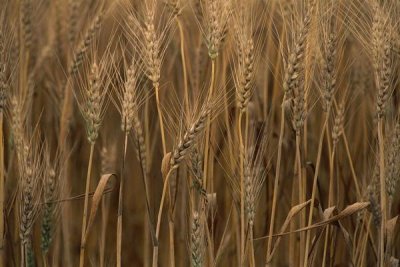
[0,0,399,266]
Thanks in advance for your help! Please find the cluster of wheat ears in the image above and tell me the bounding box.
[1,0,400,266]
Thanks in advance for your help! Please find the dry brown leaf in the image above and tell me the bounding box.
[308,206,338,265]
[323,206,338,220]
[83,173,117,246]
[308,202,370,230]
[261,202,370,240]
[266,200,311,262]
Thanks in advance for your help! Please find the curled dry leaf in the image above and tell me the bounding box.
[266,200,312,262]
[308,206,338,265]
[263,201,370,263]
[82,173,117,246]
[317,202,370,227]
[285,202,370,236]
[323,206,338,220]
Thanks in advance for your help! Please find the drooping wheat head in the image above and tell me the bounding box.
[170,104,211,171]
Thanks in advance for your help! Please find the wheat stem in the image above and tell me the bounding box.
[238,111,245,263]
[303,114,329,266]
[153,169,174,267]
[0,112,4,266]
[43,253,48,267]
[155,85,167,156]
[156,169,173,240]
[295,131,306,265]
[322,144,336,266]
[152,247,158,267]
[79,143,95,267]
[21,243,25,267]
[377,119,386,267]
[117,133,129,267]
[265,103,285,265]
[360,216,373,266]
[168,219,175,267]
[249,227,255,267]
[331,98,362,199]
[203,59,215,189]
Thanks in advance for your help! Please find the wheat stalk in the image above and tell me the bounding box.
[18,134,43,267]
[75,56,109,267]
[371,2,393,265]
[154,102,212,267]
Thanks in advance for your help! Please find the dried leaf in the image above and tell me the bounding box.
[83,173,117,246]
[323,206,338,220]
[323,202,370,224]
[263,202,370,239]
[267,200,311,262]
[308,206,337,265]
